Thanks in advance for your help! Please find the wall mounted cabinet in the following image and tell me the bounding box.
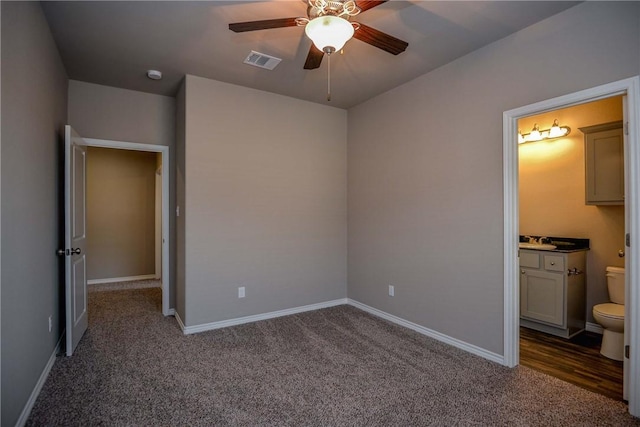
[580,121,624,205]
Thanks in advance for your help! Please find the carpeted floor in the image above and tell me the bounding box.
[27,288,640,426]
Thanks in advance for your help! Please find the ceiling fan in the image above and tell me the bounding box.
[228,0,409,70]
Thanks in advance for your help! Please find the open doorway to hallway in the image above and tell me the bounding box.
[86,147,161,291]
[81,138,171,316]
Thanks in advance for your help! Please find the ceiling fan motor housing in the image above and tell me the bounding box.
[307,0,361,20]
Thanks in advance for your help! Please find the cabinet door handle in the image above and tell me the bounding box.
[521,270,526,274]
[550,262,555,266]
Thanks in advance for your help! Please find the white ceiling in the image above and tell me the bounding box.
[41,1,581,109]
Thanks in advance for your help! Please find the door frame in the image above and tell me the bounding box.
[502,76,640,415]
[83,137,171,316]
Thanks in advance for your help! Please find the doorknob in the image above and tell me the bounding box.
[57,248,82,256]
[619,249,625,258]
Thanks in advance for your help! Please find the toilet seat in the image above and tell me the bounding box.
[593,303,624,320]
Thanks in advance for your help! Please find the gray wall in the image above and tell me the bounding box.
[176,81,186,320]
[86,147,157,281]
[347,1,640,355]
[1,2,68,425]
[181,75,347,326]
[67,80,177,306]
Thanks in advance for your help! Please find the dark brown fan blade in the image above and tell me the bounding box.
[229,18,298,33]
[352,23,408,55]
[357,1,388,13]
[303,45,324,69]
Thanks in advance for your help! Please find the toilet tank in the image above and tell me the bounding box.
[607,266,626,304]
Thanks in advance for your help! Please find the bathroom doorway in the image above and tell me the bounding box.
[502,76,640,416]
[517,96,625,400]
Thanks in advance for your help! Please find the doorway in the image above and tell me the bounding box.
[83,138,171,316]
[502,76,640,416]
[517,96,625,400]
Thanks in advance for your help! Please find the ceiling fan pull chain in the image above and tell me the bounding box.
[327,52,331,102]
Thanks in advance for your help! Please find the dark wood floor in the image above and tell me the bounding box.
[520,327,624,401]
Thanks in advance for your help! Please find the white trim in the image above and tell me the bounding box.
[179,299,348,335]
[174,311,186,331]
[166,308,176,317]
[15,333,64,427]
[81,138,171,317]
[503,108,520,368]
[503,76,640,416]
[348,299,504,365]
[175,298,503,364]
[87,274,156,285]
[586,322,604,335]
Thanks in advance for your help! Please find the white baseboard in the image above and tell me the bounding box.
[180,298,348,335]
[347,299,505,365]
[175,310,186,331]
[88,274,156,285]
[166,308,176,317]
[586,321,604,334]
[178,297,503,365]
[16,333,64,427]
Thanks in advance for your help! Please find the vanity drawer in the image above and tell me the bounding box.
[544,255,565,272]
[520,251,540,268]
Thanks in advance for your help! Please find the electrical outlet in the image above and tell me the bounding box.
[48,315,52,332]
[238,286,245,298]
[388,285,395,297]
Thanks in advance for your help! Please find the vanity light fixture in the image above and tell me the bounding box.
[519,119,571,144]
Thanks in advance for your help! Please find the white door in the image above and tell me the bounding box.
[64,125,88,356]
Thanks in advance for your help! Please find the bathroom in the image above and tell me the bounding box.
[517,95,626,399]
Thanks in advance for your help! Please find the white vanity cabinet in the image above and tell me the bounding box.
[520,249,587,338]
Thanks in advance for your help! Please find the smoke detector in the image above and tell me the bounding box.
[146,70,162,80]
[243,51,282,70]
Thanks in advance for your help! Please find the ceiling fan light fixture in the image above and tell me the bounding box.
[305,15,354,53]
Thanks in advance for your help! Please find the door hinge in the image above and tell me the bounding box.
[624,122,629,136]
[625,344,630,359]
[626,233,631,247]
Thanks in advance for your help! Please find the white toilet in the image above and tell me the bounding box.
[593,266,626,361]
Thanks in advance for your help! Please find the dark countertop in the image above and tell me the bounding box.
[519,236,590,253]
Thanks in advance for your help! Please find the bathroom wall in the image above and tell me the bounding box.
[518,96,625,323]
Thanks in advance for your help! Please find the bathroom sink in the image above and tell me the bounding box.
[519,243,557,250]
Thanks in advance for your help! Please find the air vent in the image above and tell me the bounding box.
[243,51,282,70]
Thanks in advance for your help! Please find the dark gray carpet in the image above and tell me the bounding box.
[27,288,640,426]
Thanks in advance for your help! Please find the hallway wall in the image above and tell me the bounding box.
[1,3,69,425]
